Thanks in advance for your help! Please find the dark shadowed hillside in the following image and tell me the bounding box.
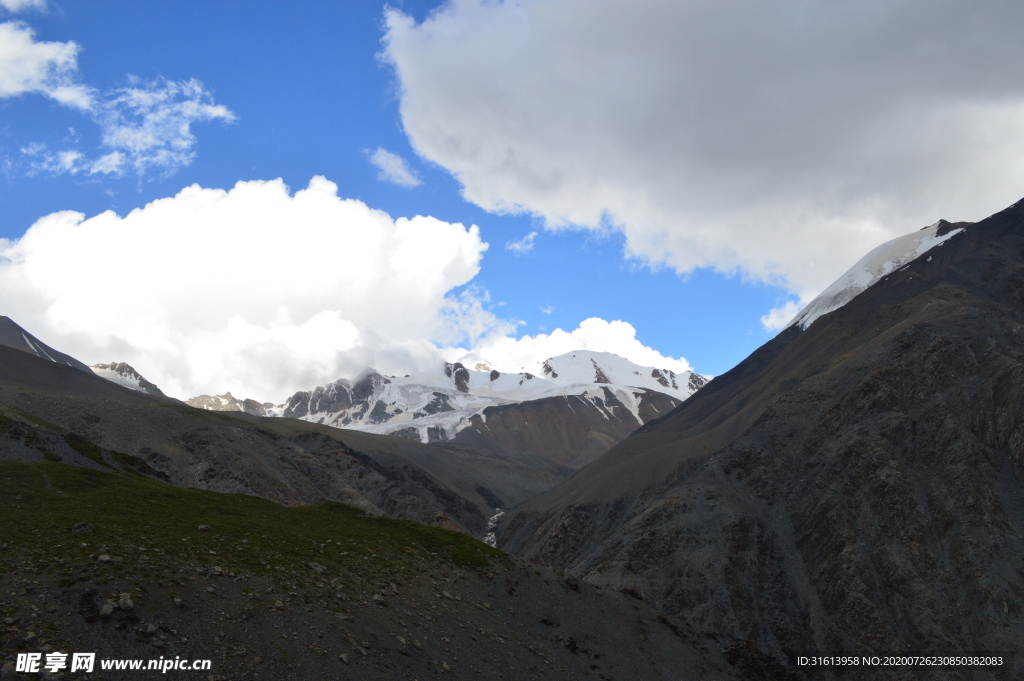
[0,346,569,539]
[0,461,737,681]
[500,199,1024,680]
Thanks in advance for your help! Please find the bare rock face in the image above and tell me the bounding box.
[687,372,708,392]
[502,198,1024,679]
[444,362,471,393]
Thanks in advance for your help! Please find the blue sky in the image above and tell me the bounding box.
[3,0,1024,400]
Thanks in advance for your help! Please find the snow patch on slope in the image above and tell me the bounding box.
[786,221,965,331]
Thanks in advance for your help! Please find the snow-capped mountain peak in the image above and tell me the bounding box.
[89,362,166,397]
[537,350,700,400]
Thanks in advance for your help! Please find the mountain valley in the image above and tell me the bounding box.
[4,198,1024,679]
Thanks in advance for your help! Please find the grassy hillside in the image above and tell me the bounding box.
[0,461,729,680]
[0,460,504,587]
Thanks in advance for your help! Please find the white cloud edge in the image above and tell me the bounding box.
[452,317,694,376]
[1,0,46,14]
[0,21,93,109]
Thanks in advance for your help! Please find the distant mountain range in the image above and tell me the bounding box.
[0,314,707,468]
[185,351,707,468]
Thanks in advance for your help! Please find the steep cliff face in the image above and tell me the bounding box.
[501,199,1024,679]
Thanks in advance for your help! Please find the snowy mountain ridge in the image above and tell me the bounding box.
[89,362,166,397]
[190,350,708,445]
[786,219,966,331]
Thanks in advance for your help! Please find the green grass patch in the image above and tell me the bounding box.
[0,461,503,581]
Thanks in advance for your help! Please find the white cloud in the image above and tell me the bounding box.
[1,0,46,11]
[3,20,232,177]
[92,77,235,176]
[0,176,496,402]
[540,304,553,315]
[383,0,1024,305]
[0,21,92,109]
[453,317,693,375]
[760,300,803,333]
[22,77,234,177]
[504,230,537,255]
[89,150,124,175]
[368,147,422,187]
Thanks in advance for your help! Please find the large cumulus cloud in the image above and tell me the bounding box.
[383,0,1024,321]
[0,176,497,401]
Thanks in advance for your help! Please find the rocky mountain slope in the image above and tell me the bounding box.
[0,461,741,681]
[191,351,707,468]
[0,345,569,539]
[499,200,1024,679]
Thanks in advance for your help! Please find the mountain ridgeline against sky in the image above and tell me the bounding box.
[499,198,1024,678]
[0,316,93,373]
